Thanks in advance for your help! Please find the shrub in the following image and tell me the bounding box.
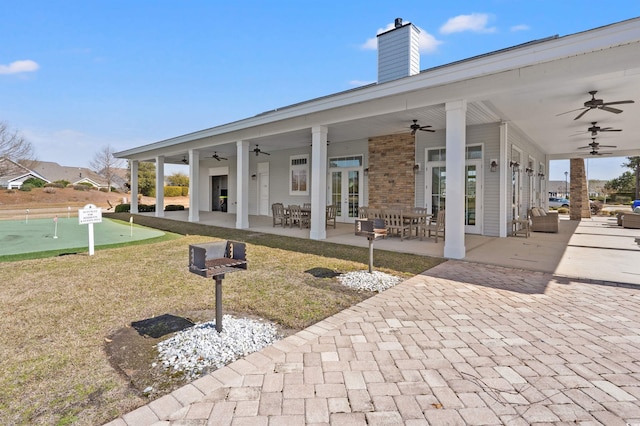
[165,204,185,211]
[19,183,34,192]
[164,186,183,197]
[557,207,569,214]
[54,180,70,187]
[44,187,57,194]
[182,186,189,196]
[73,185,90,191]
[6,189,15,194]
[23,177,46,188]
[45,182,66,188]
[139,204,156,212]
[115,203,130,213]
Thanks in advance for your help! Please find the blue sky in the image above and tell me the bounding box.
[1,1,638,181]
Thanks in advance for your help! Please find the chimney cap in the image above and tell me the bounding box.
[394,18,403,28]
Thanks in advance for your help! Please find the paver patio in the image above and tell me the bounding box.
[107,259,640,425]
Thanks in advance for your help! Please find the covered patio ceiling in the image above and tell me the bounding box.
[125,19,640,166]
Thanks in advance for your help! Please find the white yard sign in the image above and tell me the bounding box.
[78,204,102,255]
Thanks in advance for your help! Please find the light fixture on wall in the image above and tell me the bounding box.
[364,167,369,176]
[509,161,520,169]
[413,163,420,173]
[525,167,534,176]
[251,174,257,180]
[537,172,545,179]
[490,159,498,172]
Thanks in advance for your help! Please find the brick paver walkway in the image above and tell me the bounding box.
[107,261,640,425]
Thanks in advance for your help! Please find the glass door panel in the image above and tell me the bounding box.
[331,171,342,218]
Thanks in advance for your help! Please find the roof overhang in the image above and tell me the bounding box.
[115,17,640,164]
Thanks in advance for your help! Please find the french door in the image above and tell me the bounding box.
[329,168,362,223]
[425,149,483,234]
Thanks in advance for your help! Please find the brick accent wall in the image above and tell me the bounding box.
[569,158,591,220]
[368,134,415,209]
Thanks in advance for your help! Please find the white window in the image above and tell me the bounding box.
[289,154,309,195]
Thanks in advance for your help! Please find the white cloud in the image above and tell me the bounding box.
[440,13,496,34]
[0,59,40,75]
[360,21,442,54]
[511,24,530,32]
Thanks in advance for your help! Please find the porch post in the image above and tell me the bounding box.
[236,140,250,229]
[188,149,200,222]
[444,100,467,259]
[130,160,139,214]
[310,125,328,240]
[155,155,165,217]
[499,122,508,237]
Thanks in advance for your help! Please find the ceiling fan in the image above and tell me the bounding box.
[253,145,270,156]
[181,156,188,164]
[212,152,228,161]
[572,121,622,136]
[577,137,616,151]
[558,91,635,120]
[583,149,613,156]
[409,119,435,135]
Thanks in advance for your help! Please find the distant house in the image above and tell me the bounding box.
[29,161,110,189]
[0,157,49,189]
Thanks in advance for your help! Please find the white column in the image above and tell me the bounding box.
[188,150,200,222]
[310,125,328,240]
[499,122,508,237]
[155,155,165,217]
[130,160,139,214]
[444,100,467,259]
[236,140,250,229]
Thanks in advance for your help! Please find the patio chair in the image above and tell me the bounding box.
[358,206,368,219]
[303,203,311,210]
[423,209,445,242]
[272,203,289,227]
[326,204,337,228]
[384,209,410,240]
[367,208,382,219]
[411,207,429,239]
[288,204,310,229]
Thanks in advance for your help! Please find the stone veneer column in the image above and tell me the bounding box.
[569,158,590,220]
[367,133,415,209]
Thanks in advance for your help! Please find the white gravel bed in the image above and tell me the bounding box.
[155,271,401,381]
[337,270,403,292]
[156,315,281,380]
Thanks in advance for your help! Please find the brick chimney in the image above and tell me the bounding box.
[377,18,421,84]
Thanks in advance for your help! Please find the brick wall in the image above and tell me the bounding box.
[569,158,591,220]
[368,134,415,209]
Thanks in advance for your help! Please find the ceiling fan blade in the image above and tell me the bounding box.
[600,128,621,132]
[573,108,591,120]
[598,145,617,148]
[603,100,634,106]
[557,107,586,117]
[600,106,623,114]
[263,151,271,155]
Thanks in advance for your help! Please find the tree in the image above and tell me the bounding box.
[0,121,36,174]
[622,156,640,200]
[605,171,634,193]
[167,172,189,187]
[90,145,124,192]
[126,161,156,196]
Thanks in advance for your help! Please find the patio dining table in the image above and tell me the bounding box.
[402,210,432,239]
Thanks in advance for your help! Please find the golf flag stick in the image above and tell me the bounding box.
[53,215,58,239]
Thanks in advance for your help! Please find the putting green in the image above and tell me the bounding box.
[0,217,165,256]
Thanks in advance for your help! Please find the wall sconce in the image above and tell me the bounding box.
[251,174,257,180]
[509,161,520,169]
[525,167,534,176]
[537,172,545,179]
[413,163,421,173]
[364,167,369,176]
[490,159,498,172]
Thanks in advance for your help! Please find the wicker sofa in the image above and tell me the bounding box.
[528,207,559,233]
[622,212,640,229]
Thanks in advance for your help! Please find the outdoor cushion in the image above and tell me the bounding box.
[531,208,541,217]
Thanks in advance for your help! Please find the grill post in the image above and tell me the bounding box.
[355,218,387,273]
[215,276,223,332]
[188,241,247,333]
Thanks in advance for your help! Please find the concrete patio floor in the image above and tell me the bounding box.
[106,212,640,425]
